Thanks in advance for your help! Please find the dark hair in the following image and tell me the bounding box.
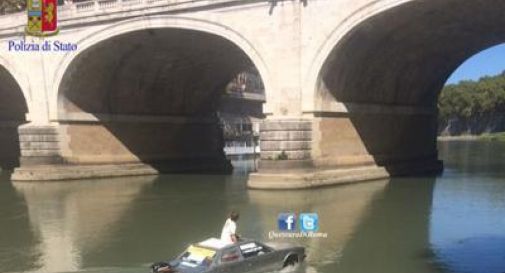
[230,211,239,221]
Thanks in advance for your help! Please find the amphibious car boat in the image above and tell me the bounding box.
[150,238,305,273]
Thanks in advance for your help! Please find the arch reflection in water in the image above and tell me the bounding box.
[247,180,389,269]
[9,174,242,272]
[248,177,438,273]
[12,176,155,273]
[0,173,41,273]
[3,142,505,273]
[329,177,438,273]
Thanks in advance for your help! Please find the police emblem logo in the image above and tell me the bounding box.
[26,0,59,36]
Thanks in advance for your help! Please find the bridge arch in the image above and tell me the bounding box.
[303,0,411,112]
[0,57,29,169]
[0,56,32,113]
[52,15,270,171]
[308,0,505,173]
[50,15,272,120]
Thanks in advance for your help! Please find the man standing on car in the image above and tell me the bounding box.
[221,211,240,244]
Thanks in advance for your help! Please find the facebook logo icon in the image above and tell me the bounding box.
[278,213,297,231]
[300,213,319,232]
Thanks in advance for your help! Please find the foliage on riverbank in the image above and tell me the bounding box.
[480,132,505,141]
[438,71,505,122]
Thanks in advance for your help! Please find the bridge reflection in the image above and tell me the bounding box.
[248,178,438,273]
[247,180,388,266]
[11,176,154,272]
[332,178,439,273]
[4,172,441,273]
[0,172,40,273]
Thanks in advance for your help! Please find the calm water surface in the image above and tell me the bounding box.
[1,141,505,273]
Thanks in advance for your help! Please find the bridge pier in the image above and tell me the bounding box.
[10,113,443,185]
[18,125,64,167]
[11,117,232,181]
[248,114,443,189]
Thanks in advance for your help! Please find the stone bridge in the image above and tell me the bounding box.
[0,0,503,188]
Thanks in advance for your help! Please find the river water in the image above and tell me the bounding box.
[1,141,505,273]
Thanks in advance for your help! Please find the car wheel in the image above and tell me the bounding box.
[283,254,299,268]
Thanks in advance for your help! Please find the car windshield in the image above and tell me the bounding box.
[179,245,216,267]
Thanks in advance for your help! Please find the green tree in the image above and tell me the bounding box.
[438,70,505,123]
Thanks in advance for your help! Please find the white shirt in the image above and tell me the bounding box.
[220,218,237,244]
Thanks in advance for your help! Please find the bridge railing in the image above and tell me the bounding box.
[58,0,231,18]
[0,0,245,31]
